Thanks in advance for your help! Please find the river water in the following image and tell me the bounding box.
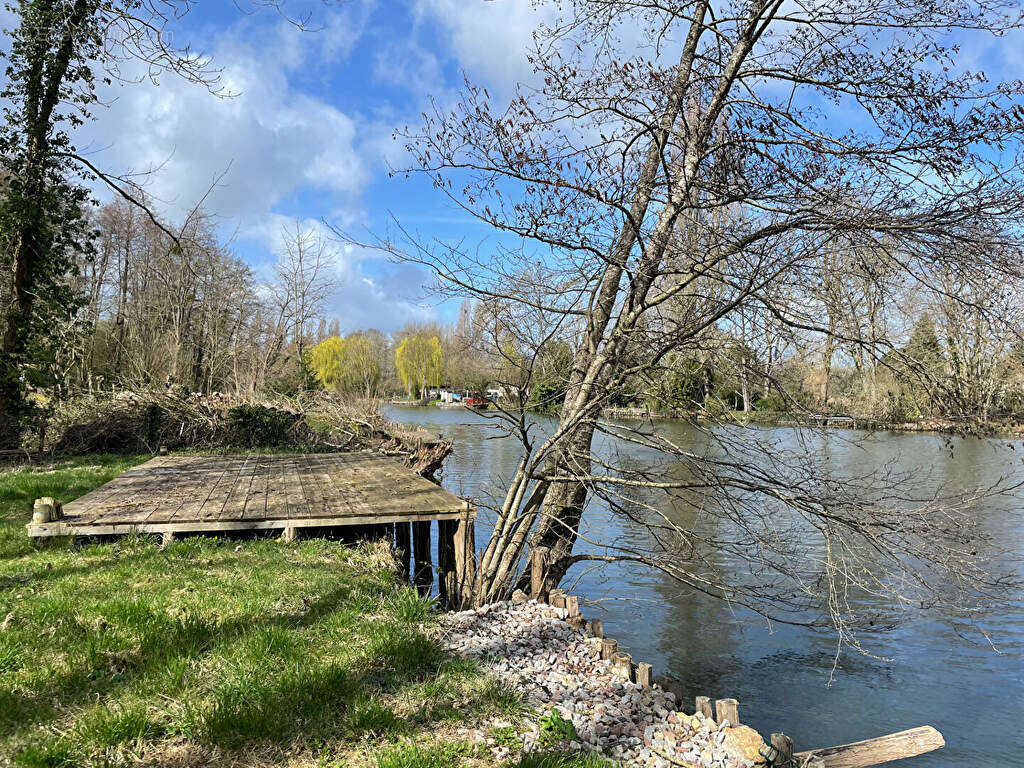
[384,406,1023,768]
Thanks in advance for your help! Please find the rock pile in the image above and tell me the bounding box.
[439,599,766,767]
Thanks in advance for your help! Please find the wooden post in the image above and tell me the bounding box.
[453,509,476,608]
[412,520,433,597]
[282,526,297,543]
[161,531,175,547]
[695,696,713,719]
[635,662,652,688]
[612,651,634,681]
[600,638,618,661]
[715,698,739,726]
[564,594,580,617]
[530,546,550,599]
[32,497,62,523]
[770,734,794,765]
[589,618,604,638]
[395,522,412,582]
[437,519,457,608]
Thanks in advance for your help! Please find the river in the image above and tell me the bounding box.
[384,405,1023,768]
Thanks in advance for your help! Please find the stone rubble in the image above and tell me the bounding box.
[438,598,766,768]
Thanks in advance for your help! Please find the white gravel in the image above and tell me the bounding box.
[439,598,764,767]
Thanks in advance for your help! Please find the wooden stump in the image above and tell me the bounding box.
[635,662,653,688]
[600,638,618,661]
[564,594,580,617]
[161,531,175,547]
[715,698,739,726]
[32,497,61,523]
[282,526,297,543]
[695,696,713,719]
[549,589,566,610]
[612,651,635,682]
[412,520,433,597]
[395,522,412,582]
[589,618,604,638]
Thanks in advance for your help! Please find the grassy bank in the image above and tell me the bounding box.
[0,455,611,768]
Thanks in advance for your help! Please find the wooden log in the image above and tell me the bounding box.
[549,589,566,610]
[770,733,793,765]
[530,546,550,599]
[412,520,433,598]
[564,594,580,617]
[437,518,456,608]
[600,638,618,661]
[453,511,476,608]
[695,696,713,719]
[612,651,634,682]
[32,498,56,524]
[715,698,739,726]
[589,618,604,638]
[794,726,945,768]
[395,522,412,582]
[635,662,652,688]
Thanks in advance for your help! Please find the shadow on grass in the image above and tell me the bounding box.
[2,542,522,767]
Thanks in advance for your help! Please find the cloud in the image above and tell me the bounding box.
[413,0,548,96]
[74,14,369,233]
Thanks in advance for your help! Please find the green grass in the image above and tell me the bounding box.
[0,455,607,768]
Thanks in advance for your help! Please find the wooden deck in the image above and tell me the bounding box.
[26,452,471,539]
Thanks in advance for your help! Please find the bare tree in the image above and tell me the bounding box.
[358,0,1024,649]
[267,222,337,390]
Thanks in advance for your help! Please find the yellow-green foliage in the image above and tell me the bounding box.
[395,334,443,398]
[309,334,381,395]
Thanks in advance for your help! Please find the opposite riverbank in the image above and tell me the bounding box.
[390,400,1024,438]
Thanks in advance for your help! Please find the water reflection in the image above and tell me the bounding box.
[386,406,1023,768]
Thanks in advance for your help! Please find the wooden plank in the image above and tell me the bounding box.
[795,726,945,768]
[27,509,468,538]
[64,455,173,520]
[278,455,306,520]
[242,454,270,520]
[164,456,239,523]
[86,456,187,524]
[221,455,257,521]
[197,456,250,521]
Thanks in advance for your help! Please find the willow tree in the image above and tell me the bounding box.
[371,0,1024,642]
[395,333,443,399]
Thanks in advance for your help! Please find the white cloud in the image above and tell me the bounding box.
[414,0,547,96]
[75,15,369,233]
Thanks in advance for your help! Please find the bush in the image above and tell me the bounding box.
[227,404,302,447]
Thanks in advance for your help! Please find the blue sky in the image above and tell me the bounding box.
[71,0,1024,335]
[72,0,550,333]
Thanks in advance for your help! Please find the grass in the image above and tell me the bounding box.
[0,454,599,767]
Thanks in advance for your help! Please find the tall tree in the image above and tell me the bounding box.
[372,0,1024,645]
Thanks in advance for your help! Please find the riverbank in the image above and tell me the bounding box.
[0,456,598,768]
[387,400,1024,437]
[440,599,765,768]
